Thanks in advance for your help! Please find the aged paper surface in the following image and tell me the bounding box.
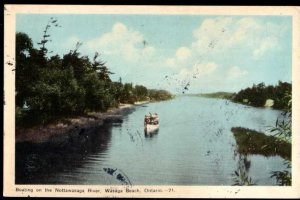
[3,5,300,198]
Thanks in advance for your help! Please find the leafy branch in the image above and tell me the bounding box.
[37,17,61,56]
[232,169,256,186]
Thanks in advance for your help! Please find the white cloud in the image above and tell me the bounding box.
[165,46,192,69]
[112,22,127,35]
[85,22,155,62]
[192,17,234,53]
[193,62,218,76]
[176,47,192,61]
[252,36,279,59]
[157,62,218,93]
[226,18,261,47]
[178,62,218,79]
[191,17,285,58]
[165,58,177,68]
[142,46,155,58]
[164,17,286,73]
[227,66,248,80]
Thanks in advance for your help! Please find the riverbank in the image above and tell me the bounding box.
[194,93,286,111]
[231,127,291,160]
[16,103,137,143]
[15,95,287,185]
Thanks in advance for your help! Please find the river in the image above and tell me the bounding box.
[15,96,289,185]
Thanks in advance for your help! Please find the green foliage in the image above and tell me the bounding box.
[82,72,109,111]
[269,93,292,186]
[231,127,291,160]
[270,160,291,186]
[268,117,292,143]
[232,81,292,109]
[120,83,136,104]
[231,83,292,186]
[231,126,292,186]
[232,169,256,186]
[135,85,148,101]
[232,154,256,186]
[268,93,292,143]
[148,89,173,101]
[15,21,172,128]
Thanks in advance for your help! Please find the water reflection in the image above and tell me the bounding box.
[103,167,132,186]
[239,154,251,173]
[16,97,287,185]
[144,129,159,138]
[232,154,255,185]
[16,125,113,184]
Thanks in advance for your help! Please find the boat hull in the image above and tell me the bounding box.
[144,124,159,133]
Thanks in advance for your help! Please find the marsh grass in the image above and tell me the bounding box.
[231,127,291,160]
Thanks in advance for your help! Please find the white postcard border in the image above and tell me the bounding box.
[3,5,300,198]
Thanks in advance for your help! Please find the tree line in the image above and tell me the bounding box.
[232,81,292,109]
[232,81,292,184]
[16,24,172,128]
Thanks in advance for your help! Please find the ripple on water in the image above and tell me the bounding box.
[16,96,288,185]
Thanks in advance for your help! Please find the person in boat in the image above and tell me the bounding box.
[153,115,159,125]
[144,115,150,125]
[145,113,159,125]
[149,113,159,125]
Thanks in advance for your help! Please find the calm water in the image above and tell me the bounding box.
[16,96,289,185]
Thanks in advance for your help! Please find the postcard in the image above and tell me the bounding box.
[3,5,300,198]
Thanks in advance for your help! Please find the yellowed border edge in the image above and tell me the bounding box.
[3,5,300,198]
[4,4,16,197]
[291,6,300,198]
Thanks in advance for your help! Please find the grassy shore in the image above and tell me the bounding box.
[231,127,291,160]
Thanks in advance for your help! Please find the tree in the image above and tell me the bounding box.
[273,81,292,109]
[135,85,148,101]
[16,32,34,107]
[233,82,291,109]
[110,81,124,105]
[15,18,173,127]
[92,52,114,82]
[120,83,136,104]
[62,47,90,83]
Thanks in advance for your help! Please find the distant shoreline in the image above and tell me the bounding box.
[196,92,234,100]
[192,92,284,111]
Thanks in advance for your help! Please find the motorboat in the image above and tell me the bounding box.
[144,113,159,133]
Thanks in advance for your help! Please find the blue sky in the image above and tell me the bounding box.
[16,14,292,94]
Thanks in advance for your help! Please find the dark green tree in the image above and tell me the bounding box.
[15,18,172,128]
[233,81,291,109]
